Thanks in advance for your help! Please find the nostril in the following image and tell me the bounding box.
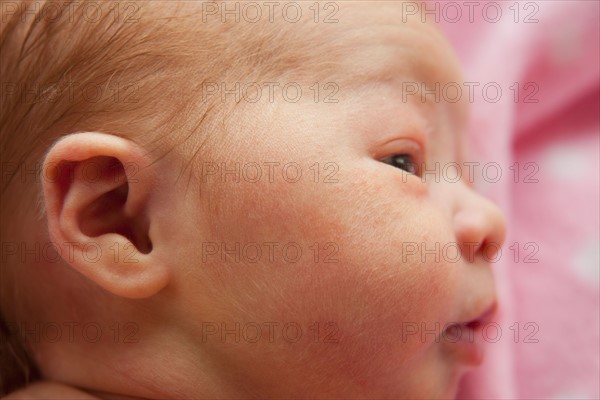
[453,197,507,263]
[481,238,503,263]
[454,212,487,261]
[466,320,479,330]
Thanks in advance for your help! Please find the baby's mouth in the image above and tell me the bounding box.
[464,302,497,330]
[443,303,498,366]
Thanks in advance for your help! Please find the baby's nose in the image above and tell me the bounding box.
[452,183,507,262]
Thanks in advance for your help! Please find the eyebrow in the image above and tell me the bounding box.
[360,77,468,164]
[349,78,435,148]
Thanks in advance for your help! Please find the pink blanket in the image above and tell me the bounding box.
[434,1,600,398]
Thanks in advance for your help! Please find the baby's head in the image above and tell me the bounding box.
[1,1,506,398]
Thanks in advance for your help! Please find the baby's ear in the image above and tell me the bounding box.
[41,132,170,299]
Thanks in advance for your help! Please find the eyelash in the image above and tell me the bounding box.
[374,135,426,178]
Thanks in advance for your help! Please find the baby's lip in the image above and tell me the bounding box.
[462,301,498,329]
[442,302,498,365]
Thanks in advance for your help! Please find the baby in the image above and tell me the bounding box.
[0,0,506,398]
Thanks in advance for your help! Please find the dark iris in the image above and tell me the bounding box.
[381,154,418,175]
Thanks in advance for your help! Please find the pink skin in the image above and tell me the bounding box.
[14,3,505,399]
[158,4,506,398]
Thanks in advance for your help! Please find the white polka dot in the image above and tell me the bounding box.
[543,145,589,181]
[572,239,600,285]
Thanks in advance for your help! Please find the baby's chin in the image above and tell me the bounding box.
[351,340,470,398]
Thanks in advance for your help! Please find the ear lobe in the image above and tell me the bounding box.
[42,132,169,299]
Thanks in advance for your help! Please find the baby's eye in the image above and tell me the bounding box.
[380,154,419,176]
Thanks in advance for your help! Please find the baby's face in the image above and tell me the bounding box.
[170,3,506,398]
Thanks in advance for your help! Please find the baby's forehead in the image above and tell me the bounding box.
[324,3,464,89]
[183,2,461,83]
[255,2,465,102]
[266,2,468,126]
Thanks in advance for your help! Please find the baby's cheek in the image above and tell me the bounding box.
[192,159,460,389]
[208,161,459,318]
[272,173,456,341]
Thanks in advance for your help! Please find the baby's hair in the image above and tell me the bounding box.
[0,0,346,392]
